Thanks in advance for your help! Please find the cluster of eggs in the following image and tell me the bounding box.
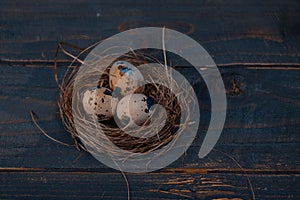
[82,60,154,128]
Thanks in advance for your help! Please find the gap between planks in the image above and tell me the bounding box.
[1,59,300,70]
[0,167,299,175]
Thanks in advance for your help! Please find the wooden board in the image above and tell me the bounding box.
[0,0,299,199]
[1,0,300,63]
[0,170,299,200]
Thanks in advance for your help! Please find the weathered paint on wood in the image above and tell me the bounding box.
[0,0,299,199]
[0,170,298,199]
[1,0,300,64]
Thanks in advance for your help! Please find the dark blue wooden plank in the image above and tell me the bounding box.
[1,64,299,170]
[1,0,300,199]
[0,0,300,64]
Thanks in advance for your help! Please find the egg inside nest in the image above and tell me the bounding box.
[82,87,117,121]
[116,93,155,128]
[109,60,145,96]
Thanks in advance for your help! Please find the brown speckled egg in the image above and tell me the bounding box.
[116,93,154,127]
[109,60,144,96]
[82,87,118,121]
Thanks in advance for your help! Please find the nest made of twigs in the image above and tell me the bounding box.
[57,49,195,161]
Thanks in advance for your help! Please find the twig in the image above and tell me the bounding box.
[30,110,75,147]
[121,170,130,200]
[213,148,256,200]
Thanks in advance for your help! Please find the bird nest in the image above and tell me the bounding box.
[55,43,196,161]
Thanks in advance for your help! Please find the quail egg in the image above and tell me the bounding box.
[109,60,144,96]
[116,93,154,127]
[82,87,117,121]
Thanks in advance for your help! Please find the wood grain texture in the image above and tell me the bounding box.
[0,170,299,200]
[1,0,300,64]
[0,0,300,199]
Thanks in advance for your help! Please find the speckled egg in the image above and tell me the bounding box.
[109,60,144,96]
[82,87,117,121]
[116,93,154,127]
